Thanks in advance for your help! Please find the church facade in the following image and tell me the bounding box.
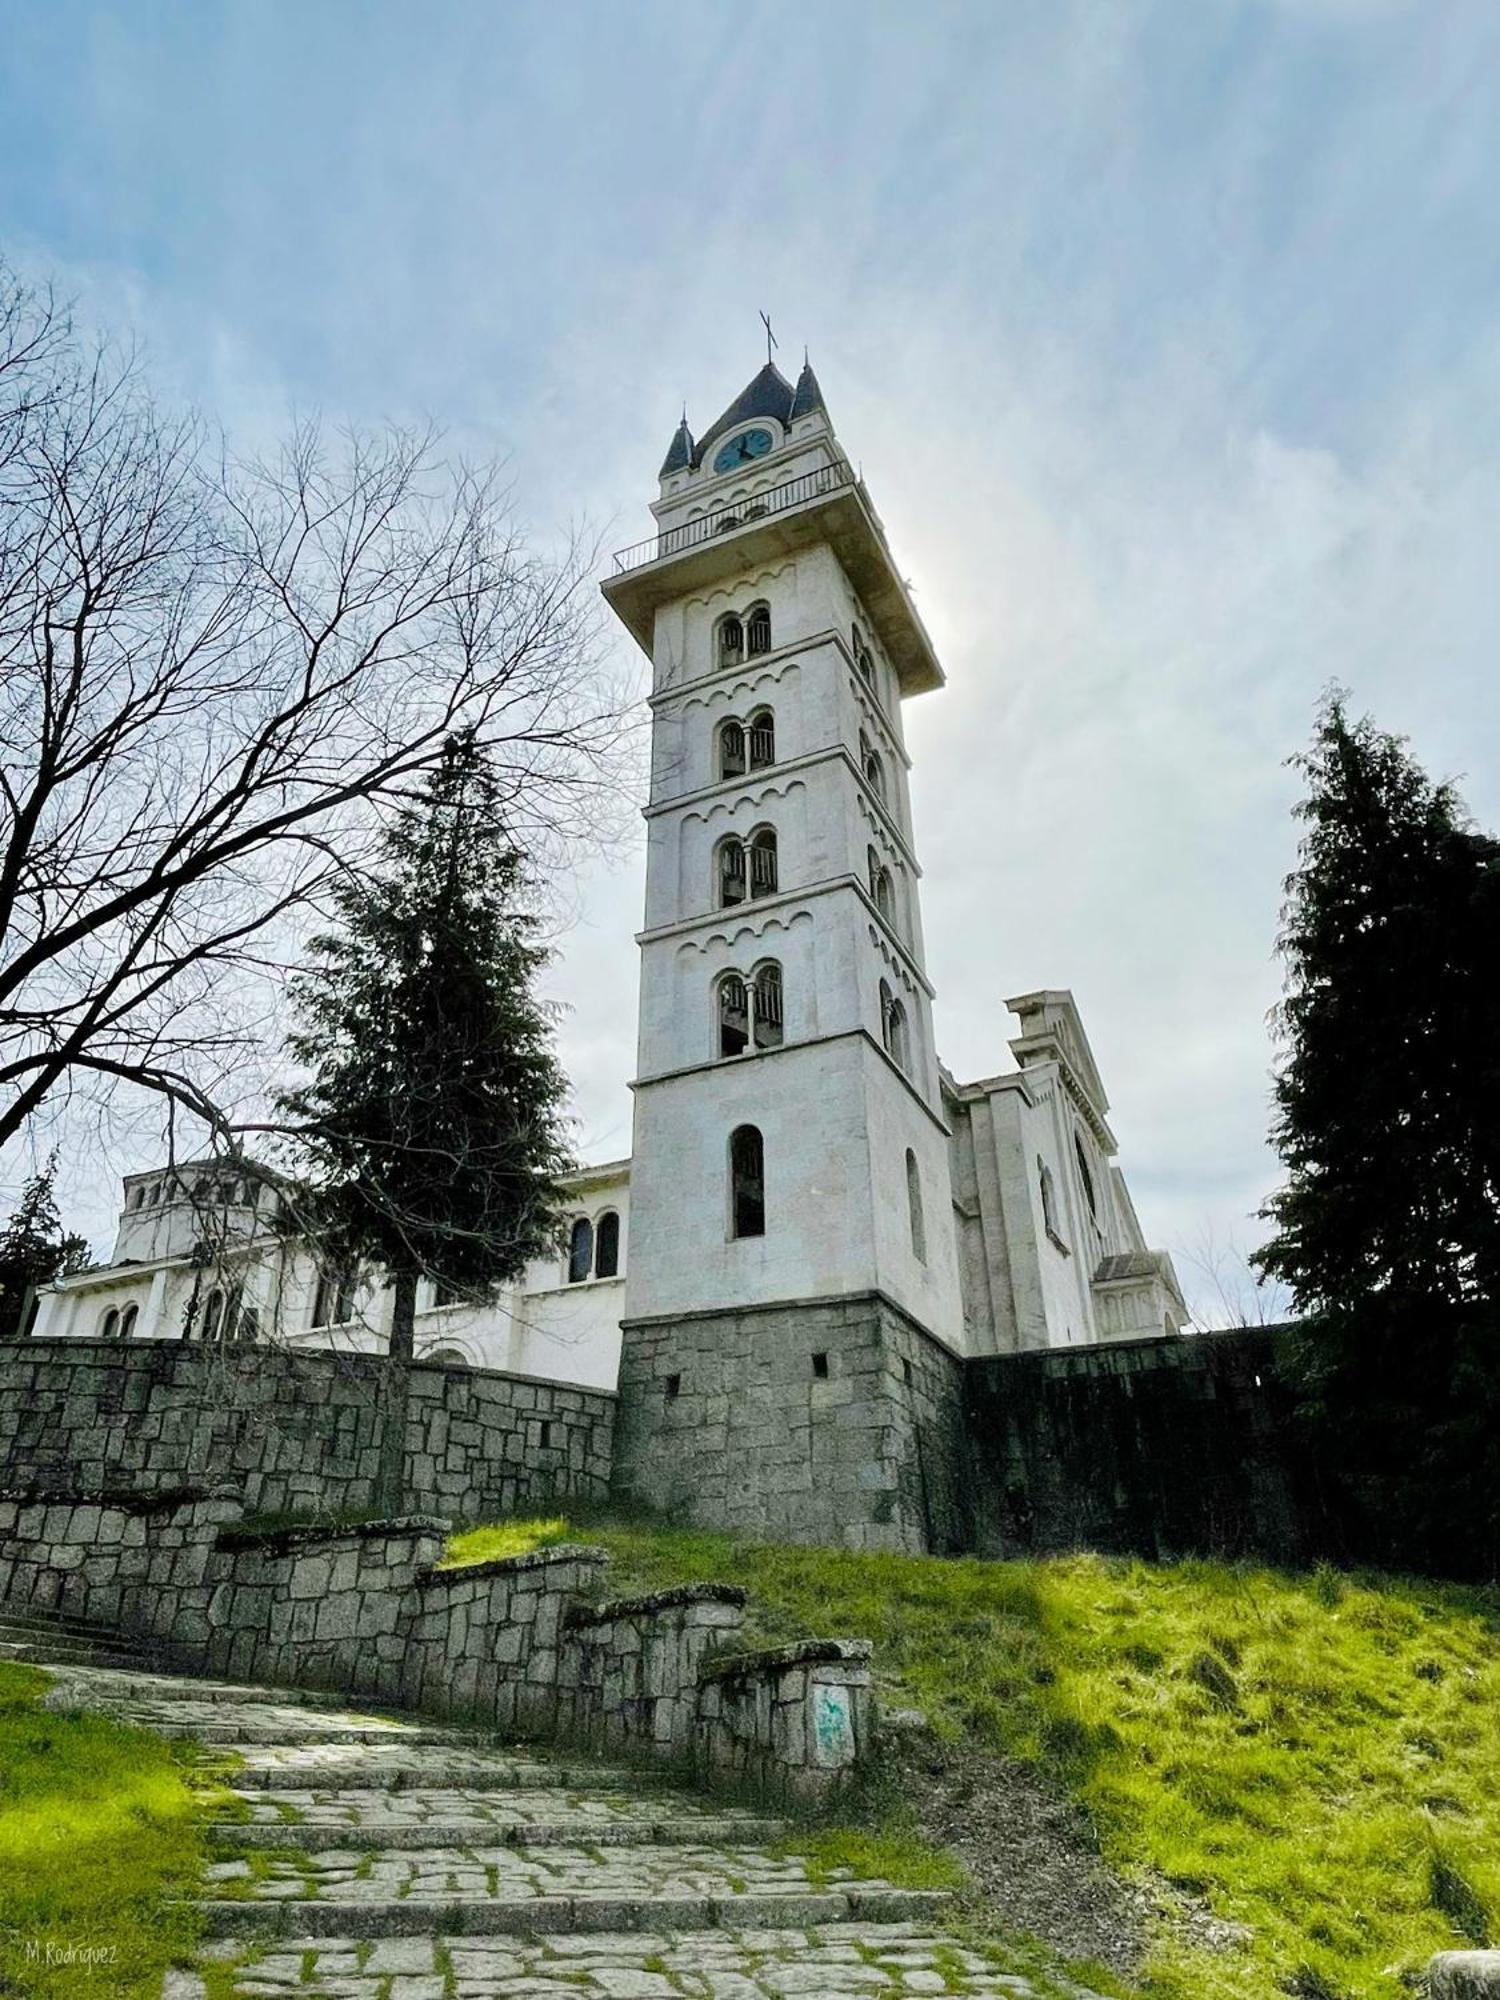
[31,357,1184,1543]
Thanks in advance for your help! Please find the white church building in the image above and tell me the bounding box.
[32,357,1186,1388]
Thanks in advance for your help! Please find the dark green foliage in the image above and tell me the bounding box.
[280,732,575,1361]
[1257,693,1500,1317]
[1257,695,1500,1579]
[0,1158,89,1339]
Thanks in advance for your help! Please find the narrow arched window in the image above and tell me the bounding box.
[729,1124,765,1238]
[718,614,744,666]
[880,981,910,1072]
[868,848,895,925]
[858,645,875,689]
[1039,1156,1061,1241]
[718,972,750,1057]
[202,1288,225,1343]
[1075,1134,1099,1223]
[567,1216,594,1284]
[746,602,772,656]
[906,1149,926,1263]
[864,745,885,799]
[718,836,747,907]
[719,719,747,780]
[748,827,778,899]
[100,1307,120,1339]
[595,1211,621,1279]
[753,963,784,1049]
[119,1303,138,1340]
[747,707,775,769]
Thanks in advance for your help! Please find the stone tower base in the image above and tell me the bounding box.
[611,1292,970,1553]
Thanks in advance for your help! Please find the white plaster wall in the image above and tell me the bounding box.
[623,1037,876,1322]
[856,1039,967,1352]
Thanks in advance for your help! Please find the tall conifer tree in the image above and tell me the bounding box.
[1257,694,1500,1314]
[0,1159,89,1339]
[282,732,575,1384]
[1257,694,1500,1574]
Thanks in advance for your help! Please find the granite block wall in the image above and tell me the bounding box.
[0,1339,614,1520]
[611,1291,970,1553]
[964,1327,1312,1562]
[0,1494,873,1801]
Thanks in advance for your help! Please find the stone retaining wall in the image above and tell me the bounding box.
[0,1489,872,1800]
[0,1338,614,1520]
[612,1291,970,1554]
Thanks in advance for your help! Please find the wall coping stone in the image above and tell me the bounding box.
[699,1637,874,1683]
[564,1582,748,1629]
[0,1484,221,1514]
[14,1333,618,1399]
[420,1544,610,1586]
[216,1515,452,1556]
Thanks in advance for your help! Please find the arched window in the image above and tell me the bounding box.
[906,1149,927,1263]
[746,602,772,656]
[202,1288,225,1343]
[312,1266,357,1328]
[119,1303,138,1340]
[718,836,747,907]
[753,963,784,1049]
[567,1216,594,1285]
[426,1345,468,1366]
[595,1211,621,1279]
[1039,1156,1061,1241]
[1075,1134,1099,1223]
[100,1306,120,1339]
[718,719,747,780]
[858,644,876,689]
[748,826,778,899]
[747,707,775,769]
[863,745,885,800]
[718,614,744,667]
[717,963,784,1057]
[130,1184,146,1211]
[718,972,750,1057]
[868,847,896,926]
[880,980,910,1073]
[729,1125,765,1238]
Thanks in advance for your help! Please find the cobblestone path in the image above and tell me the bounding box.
[18,1623,1105,1999]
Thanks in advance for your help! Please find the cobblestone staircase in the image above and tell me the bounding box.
[20,1611,1094,1998]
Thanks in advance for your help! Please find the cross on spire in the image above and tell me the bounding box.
[759,311,777,365]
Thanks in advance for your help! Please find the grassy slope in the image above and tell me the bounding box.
[445,1514,1500,2000]
[0,1661,215,2000]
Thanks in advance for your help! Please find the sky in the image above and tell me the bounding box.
[4,0,1499,1320]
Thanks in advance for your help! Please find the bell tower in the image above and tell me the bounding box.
[601,355,969,1551]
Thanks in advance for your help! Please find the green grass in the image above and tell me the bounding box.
[444,1511,1500,2000]
[0,1661,224,2000]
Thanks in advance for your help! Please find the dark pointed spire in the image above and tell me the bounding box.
[692,360,797,466]
[789,354,826,423]
[659,413,694,478]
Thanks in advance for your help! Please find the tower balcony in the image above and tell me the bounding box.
[603,461,944,696]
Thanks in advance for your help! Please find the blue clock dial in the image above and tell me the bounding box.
[712,427,774,475]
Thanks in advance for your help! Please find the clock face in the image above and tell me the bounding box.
[712,427,774,475]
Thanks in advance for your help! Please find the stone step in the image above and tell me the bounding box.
[186,1925,1055,1997]
[223,1743,656,1792]
[212,1812,788,1851]
[148,1716,475,1746]
[0,1639,164,1669]
[33,1662,370,1710]
[197,1882,953,1941]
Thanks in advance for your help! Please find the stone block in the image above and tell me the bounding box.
[1428,1955,1500,1998]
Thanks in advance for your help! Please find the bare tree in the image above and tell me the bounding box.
[0,262,627,1159]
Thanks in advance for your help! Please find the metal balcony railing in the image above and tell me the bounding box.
[611,460,855,575]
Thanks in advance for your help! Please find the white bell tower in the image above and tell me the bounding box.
[601,354,968,1549]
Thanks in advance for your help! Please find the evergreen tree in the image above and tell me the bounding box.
[281,732,576,1376]
[1256,693,1500,1313]
[1256,693,1500,1577]
[0,1159,90,1339]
